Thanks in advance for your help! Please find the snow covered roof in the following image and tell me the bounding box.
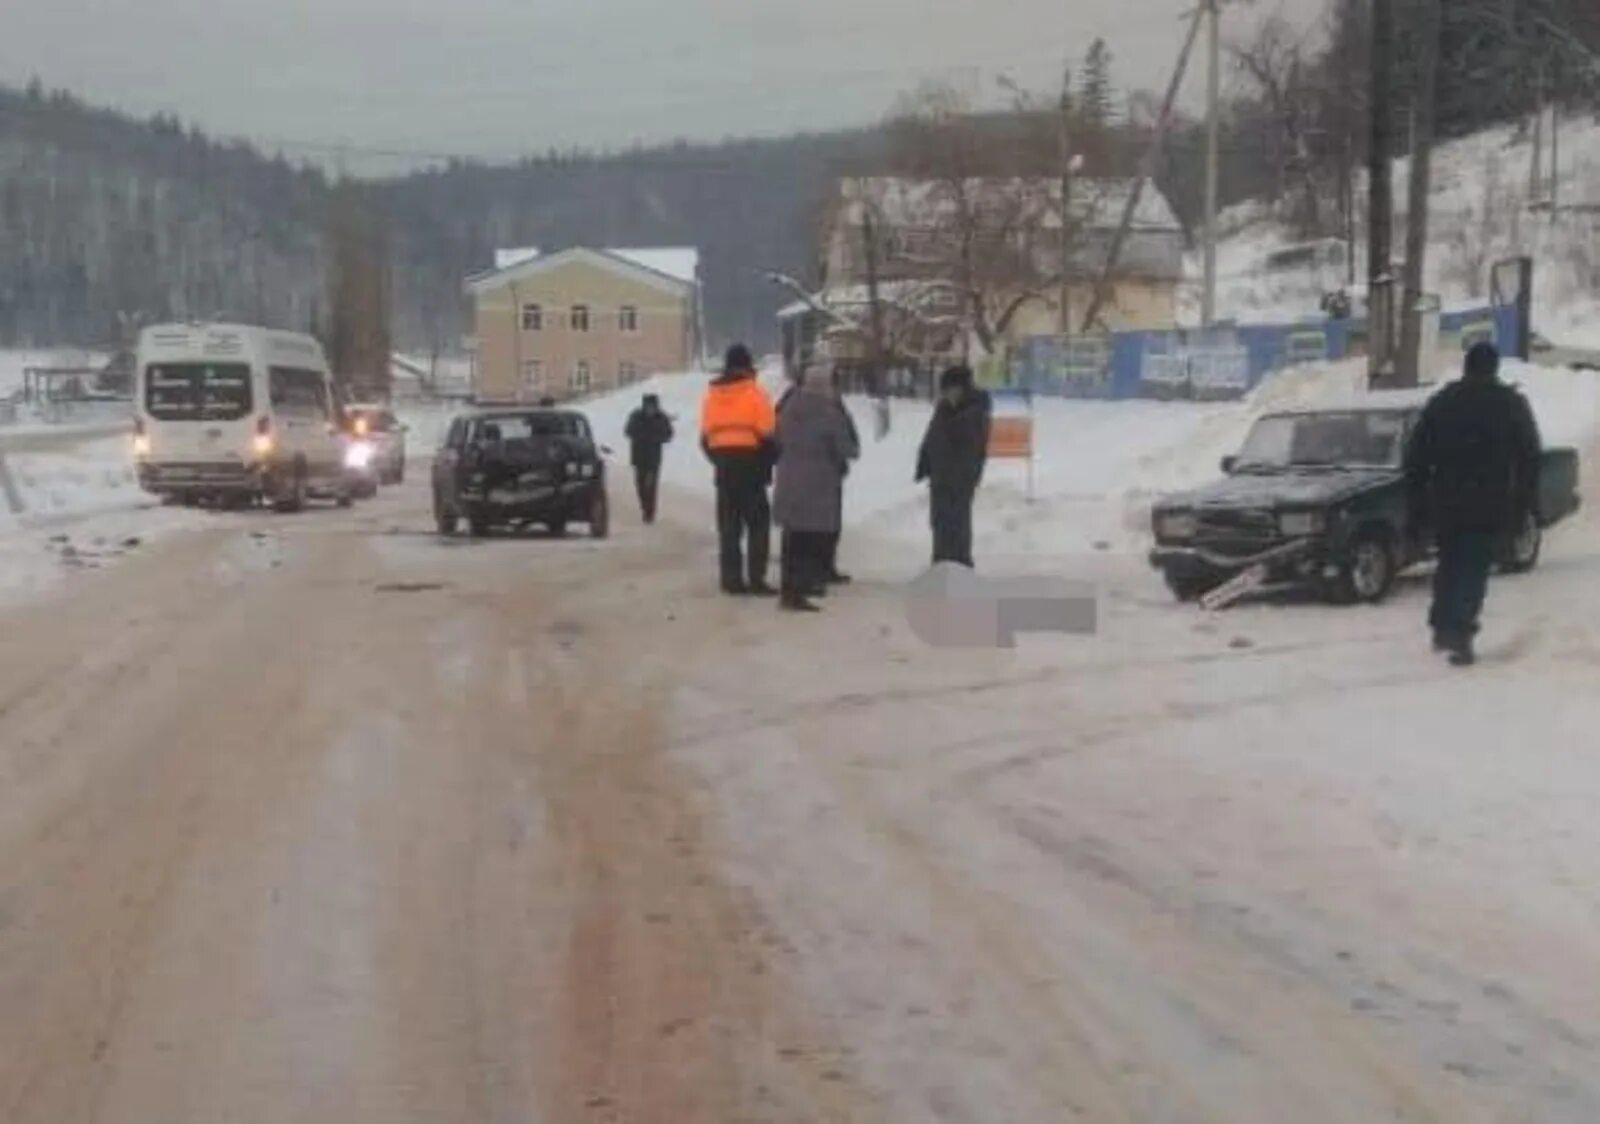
[776,280,948,320]
[495,247,541,270]
[467,246,700,294]
[607,248,700,285]
[840,177,1182,233]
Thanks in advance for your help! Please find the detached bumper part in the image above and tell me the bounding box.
[1150,537,1315,575]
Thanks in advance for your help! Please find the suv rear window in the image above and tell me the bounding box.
[474,414,586,442]
[145,363,253,421]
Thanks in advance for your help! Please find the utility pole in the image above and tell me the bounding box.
[1550,98,1562,212]
[1080,2,1205,333]
[1202,0,1221,328]
[1397,0,1440,388]
[1059,63,1075,338]
[1367,0,1397,386]
[862,194,887,399]
[1530,69,1546,201]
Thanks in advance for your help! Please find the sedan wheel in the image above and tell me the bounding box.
[1500,512,1542,574]
[1337,534,1395,604]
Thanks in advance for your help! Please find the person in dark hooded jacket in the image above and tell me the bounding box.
[915,365,992,568]
[1404,342,1542,666]
[624,393,673,523]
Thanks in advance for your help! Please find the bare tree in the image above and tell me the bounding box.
[1230,14,1327,235]
[879,82,1089,356]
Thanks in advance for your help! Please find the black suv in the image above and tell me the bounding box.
[433,408,610,538]
[1150,399,1581,604]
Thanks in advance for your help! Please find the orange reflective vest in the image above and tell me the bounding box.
[700,375,776,452]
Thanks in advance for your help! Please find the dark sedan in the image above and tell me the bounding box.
[433,408,610,539]
[1150,400,1580,605]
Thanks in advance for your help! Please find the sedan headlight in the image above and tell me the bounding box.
[1278,511,1326,537]
[344,440,376,470]
[1157,512,1197,540]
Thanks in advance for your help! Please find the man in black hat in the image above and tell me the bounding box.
[624,393,673,523]
[1404,342,1542,666]
[915,365,992,568]
[700,344,778,595]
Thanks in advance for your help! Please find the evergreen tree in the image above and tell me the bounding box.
[1081,39,1117,131]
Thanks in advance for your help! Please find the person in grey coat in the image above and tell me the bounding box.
[772,366,860,612]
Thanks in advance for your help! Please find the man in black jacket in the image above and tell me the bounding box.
[1404,342,1542,666]
[916,365,993,568]
[624,393,673,523]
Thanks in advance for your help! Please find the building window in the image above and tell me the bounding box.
[570,304,590,332]
[619,361,638,385]
[619,305,639,333]
[570,360,592,393]
[522,359,543,391]
[521,303,542,331]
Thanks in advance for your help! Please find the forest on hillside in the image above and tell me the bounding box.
[1,0,1596,356]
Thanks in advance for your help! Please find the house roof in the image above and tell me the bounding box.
[495,247,541,270]
[606,248,700,285]
[777,280,950,320]
[839,176,1183,233]
[466,246,700,295]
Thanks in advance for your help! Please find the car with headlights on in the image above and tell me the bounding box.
[1150,397,1580,605]
[344,404,408,485]
[432,408,610,538]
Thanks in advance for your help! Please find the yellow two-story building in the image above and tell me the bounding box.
[467,247,702,403]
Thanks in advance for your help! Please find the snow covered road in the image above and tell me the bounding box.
[2,416,1600,1121]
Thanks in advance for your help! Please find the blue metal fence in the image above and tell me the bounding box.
[1010,301,1526,402]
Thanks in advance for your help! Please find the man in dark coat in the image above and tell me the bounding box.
[624,393,673,523]
[916,365,992,568]
[1404,342,1542,666]
[773,366,859,611]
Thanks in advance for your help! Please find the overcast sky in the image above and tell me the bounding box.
[2,0,1324,168]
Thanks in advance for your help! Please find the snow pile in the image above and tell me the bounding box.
[2,436,146,523]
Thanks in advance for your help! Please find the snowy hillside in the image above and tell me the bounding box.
[1187,113,1600,349]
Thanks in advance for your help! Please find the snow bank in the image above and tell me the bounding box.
[2,437,147,523]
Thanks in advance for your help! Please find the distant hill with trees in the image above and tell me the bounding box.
[3,5,1595,356]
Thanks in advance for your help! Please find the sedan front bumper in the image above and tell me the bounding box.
[1150,537,1317,575]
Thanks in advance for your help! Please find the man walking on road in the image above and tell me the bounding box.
[916,365,992,568]
[1404,342,1542,667]
[701,344,778,596]
[624,393,673,524]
